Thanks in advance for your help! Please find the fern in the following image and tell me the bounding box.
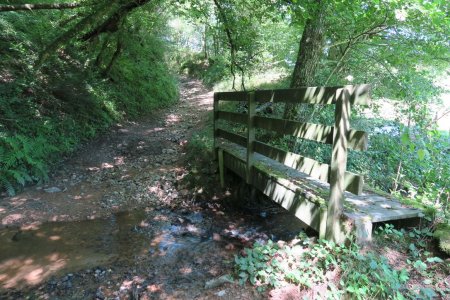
[0,176,15,196]
[0,135,50,193]
[9,169,27,186]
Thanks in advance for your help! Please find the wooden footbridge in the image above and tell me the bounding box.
[213,85,422,243]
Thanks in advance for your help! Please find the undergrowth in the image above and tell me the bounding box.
[235,228,449,299]
[0,10,178,195]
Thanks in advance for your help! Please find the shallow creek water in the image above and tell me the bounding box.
[0,206,307,291]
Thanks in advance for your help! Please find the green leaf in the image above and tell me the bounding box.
[426,257,443,263]
[420,287,437,299]
[413,260,427,272]
[400,133,410,145]
[399,269,409,283]
[417,148,428,160]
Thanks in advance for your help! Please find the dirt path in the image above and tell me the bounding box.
[0,77,213,229]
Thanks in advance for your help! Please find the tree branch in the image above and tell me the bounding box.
[0,2,89,12]
[35,1,114,67]
[81,0,151,41]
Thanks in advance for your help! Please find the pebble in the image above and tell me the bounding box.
[96,288,105,300]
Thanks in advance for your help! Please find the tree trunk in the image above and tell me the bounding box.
[212,0,241,90]
[283,1,326,120]
[203,24,208,59]
[0,2,88,12]
[103,39,122,75]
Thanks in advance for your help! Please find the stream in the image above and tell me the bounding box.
[0,203,308,296]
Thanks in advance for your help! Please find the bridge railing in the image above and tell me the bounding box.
[213,85,371,240]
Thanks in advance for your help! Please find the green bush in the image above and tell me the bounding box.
[109,31,178,117]
[180,54,228,86]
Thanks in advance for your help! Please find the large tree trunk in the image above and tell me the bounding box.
[0,2,88,12]
[283,1,326,120]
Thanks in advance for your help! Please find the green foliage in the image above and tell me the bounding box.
[342,251,409,300]
[235,240,282,288]
[236,226,449,298]
[0,135,51,195]
[185,114,214,163]
[180,54,228,86]
[235,233,410,299]
[107,12,178,116]
[376,223,450,298]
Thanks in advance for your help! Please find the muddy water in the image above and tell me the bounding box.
[0,211,151,289]
[0,206,307,291]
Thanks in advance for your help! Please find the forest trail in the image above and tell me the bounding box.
[0,77,214,229]
[0,78,306,299]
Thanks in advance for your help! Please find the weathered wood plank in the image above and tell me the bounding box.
[216,111,247,125]
[218,140,421,223]
[254,116,333,144]
[253,141,364,194]
[348,130,368,151]
[215,128,247,147]
[251,168,322,231]
[215,91,248,102]
[344,84,371,106]
[253,116,367,151]
[254,141,329,181]
[246,92,256,184]
[344,172,364,195]
[213,93,218,160]
[222,150,246,178]
[218,149,225,188]
[255,87,338,105]
[254,84,371,106]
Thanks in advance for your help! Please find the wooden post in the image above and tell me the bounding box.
[246,92,256,184]
[319,207,328,239]
[218,148,225,188]
[213,93,218,160]
[326,87,351,242]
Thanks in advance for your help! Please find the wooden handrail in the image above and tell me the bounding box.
[215,84,371,105]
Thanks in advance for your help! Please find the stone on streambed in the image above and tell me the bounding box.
[44,187,62,193]
[204,274,234,289]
